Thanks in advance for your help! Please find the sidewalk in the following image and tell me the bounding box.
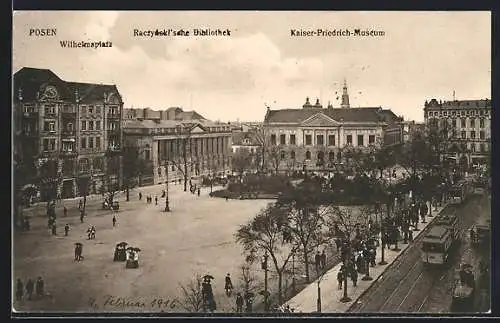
[284,202,448,313]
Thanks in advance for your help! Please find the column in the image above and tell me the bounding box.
[152,140,159,183]
[339,126,344,148]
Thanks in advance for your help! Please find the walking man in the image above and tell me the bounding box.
[235,292,244,313]
[197,188,200,197]
[25,278,34,300]
[35,277,44,299]
[155,196,158,205]
[64,224,70,236]
[139,192,142,200]
[351,267,358,287]
[51,223,57,236]
[16,279,24,301]
[337,269,344,290]
[80,209,84,223]
[63,206,68,217]
[315,251,321,273]
[112,215,117,227]
[320,250,327,270]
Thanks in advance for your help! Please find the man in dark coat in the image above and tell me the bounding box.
[235,292,244,313]
[112,216,117,227]
[351,267,358,287]
[64,224,69,236]
[25,278,34,300]
[314,251,321,273]
[16,279,24,301]
[35,277,44,298]
[320,250,327,270]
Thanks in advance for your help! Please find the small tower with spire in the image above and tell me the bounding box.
[341,78,350,109]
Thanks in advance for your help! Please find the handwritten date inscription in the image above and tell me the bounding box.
[89,295,178,311]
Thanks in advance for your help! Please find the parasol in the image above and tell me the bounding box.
[75,242,82,246]
[131,247,141,252]
[126,246,135,251]
[245,291,255,299]
[203,274,215,281]
[117,242,128,247]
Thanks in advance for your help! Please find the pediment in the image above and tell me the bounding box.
[190,125,205,133]
[301,113,340,127]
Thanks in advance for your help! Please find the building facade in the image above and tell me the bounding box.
[14,67,124,201]
[262,84,403,172]
[423,98,491,167]
[123,112,232,186]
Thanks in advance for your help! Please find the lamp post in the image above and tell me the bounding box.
[261,253,269,312]
[316,267,326,312]
[164,160,170,212]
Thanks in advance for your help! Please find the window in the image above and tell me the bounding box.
[280,151,285,160]
[480,131,485,139]
[470,118,475,128]
[461,131,466,139]
[305,135,312,145]
[96,106,101,114]
[443,111,447,116]
[290,150,295,160]
[50,139,55,151]
[81,106,86,115]
[480,119,485,128]
[88,105,94,114]
[89,137,94,149]
[480,144,485,153]
[96,137,101,149]
[79,158,89,172]
[62,141,74,152]
[328,135,336,146]
[461,111,465,116]
[346,135,352,145]
[480,110,484,116]
[96,121,101,130]
[471,144,476,152]
[290,134,296,145]
[452,119,457,128]
[280,134,286,145]
[93,158,103,171]
[43,139,49,151]
[145,150,150,160]
[305,150,311,160]
[270,134,276,145]
[461,118,466,128]
[452,111,456,116]
[441,120,447,128]
[316,135,324,146]
[357,135,364,147]
[81,137,87,149]
[470,131,475,139]
[81,120,86,130]
[43,121,55,132]
[369,135,376,144]
[89,121,94,130]
[158,168,162,176]
[466,110,470,115]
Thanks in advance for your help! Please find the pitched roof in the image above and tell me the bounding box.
[13,67,121,103]
[264,107,397,124]
[426,98,491,109]
[175,110,206,120]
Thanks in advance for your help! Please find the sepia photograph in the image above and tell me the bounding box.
[12,10,491,315]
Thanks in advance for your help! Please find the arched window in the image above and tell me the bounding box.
[93,157,103,172]
[280,150,286,160]
[317,151,324,161]
[305,150,311,160]
[67,122,74,132]
[337,151,342,162]
[290,150,296,160]
[329,151,335,161]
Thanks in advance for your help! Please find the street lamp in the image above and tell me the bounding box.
[316,267,327,312]
[163,160,171,212]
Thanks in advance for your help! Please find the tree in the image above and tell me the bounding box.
[168,124,193,192]
[277,184,330,283]
[178,274,205,313]
[235,203,300,305]
[232,149,252,180]
[267,146,282,175]
[252,126,267,172]
[122,147,149,201]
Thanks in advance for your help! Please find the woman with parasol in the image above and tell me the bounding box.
[113,242,128,261]
[126,247,141,268]
[202,275,216,312]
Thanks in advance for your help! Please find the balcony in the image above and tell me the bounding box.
[44,112,57,119]
[61,130,76,137]
[60,150,77,157]
[107,129,120,136]
[22,111,39,118]
[61,111,77,119]
[106,145,121,156]
[107,113,121,119]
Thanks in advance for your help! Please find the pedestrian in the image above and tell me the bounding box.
[197,188,200,197]
[320,250,327,270]
[224,273,233,296]
[64,224,69,236]
[155,196,158,205]
[334,238,341,252]
[63,206,67,217]
[112,215,116,227]
[80,209,84,223]
[369,248,376,267]
[35,277,44,298]
[91,225,96,239]
[139,192,142,200]
[16,279,24,301]
[51,223,57,235]
[337,270,343,289]
[226,196,229,202]
[408,229,414,242]
[78,199,83,210]
[25,278,34,300]
[235,292,244,313]
[351,267,358,287]
[314,251,321,273]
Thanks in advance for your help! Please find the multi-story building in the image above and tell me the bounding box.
[403,120,426,142]
[423,98,491,167]
[122,108,232,186]
[262,81,404,172]
[13,67,124,201]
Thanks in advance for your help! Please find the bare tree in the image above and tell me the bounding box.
[235,202,300,305]
[252,126,267,172]
[232,149,252,180]
[178,274,205,313]
[168,124,193,192]
[122,146,150,201]
[267,145,282,175]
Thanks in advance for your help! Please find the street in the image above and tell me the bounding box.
[348,193,491,313]
[13,184,273,312]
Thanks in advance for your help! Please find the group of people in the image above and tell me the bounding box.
[314,250,327,272]
[86,225,96,240]
[15,277,45,301]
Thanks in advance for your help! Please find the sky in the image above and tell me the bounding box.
[13,11,491,122]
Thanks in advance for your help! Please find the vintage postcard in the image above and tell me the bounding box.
[12,11,491,315]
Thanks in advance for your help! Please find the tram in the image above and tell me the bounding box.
[421,226,454,265]
[449,180,472,205]
[433,214,460,241]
